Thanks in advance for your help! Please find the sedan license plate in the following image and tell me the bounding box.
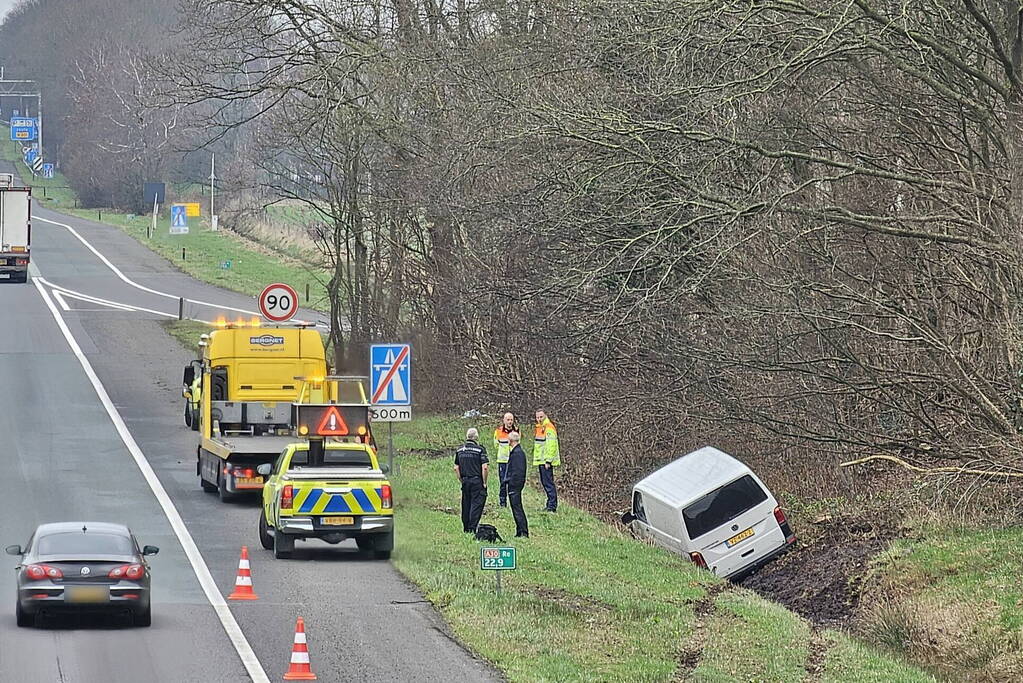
[725,527,755,548]
[322,516,354,526]
[235,476,263,487]
[65,586,110,603]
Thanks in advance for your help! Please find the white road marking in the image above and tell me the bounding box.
[51,289,71,311]
[39,277,191,319]
[34,214,325,328]
[32,277,270,683]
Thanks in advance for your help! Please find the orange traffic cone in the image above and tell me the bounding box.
[283,616,317,680]
[228,546,259,600]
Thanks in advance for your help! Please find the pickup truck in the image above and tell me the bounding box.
[258,441,393,559]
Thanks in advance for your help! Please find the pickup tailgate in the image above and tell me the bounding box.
[283,469,391,517]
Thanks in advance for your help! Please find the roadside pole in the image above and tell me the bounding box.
[210,153,217,230]
[388,422,395,476]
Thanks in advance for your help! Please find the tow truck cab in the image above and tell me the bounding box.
[183,323,331,501]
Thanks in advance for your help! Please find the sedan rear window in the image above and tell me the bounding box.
[37,532,134,556]
[683,475,768,540]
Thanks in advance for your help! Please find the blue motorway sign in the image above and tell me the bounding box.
[370,344,411,405]
[10,117,36,142]
[41,163,54,179]
[170,204,189,234]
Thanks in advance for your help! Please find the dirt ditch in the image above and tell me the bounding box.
[738,514,902,627]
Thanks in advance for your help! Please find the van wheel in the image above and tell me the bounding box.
[200,474,217,493]
[258,511,274,550]
[273,531,294,559]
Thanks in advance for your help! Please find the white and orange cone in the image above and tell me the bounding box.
[228,546,259,601]
[283,616,317,680]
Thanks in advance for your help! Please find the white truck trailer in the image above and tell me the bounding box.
[0,173,31,283]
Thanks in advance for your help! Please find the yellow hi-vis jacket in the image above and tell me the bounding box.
[532,418,560,467]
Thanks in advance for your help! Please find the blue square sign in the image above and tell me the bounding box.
[370,344,411,405]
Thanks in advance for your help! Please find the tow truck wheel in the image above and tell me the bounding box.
[183,403,191,427]
[218,471,237,502]
[15,601,32,628]
[273,531,294,559]
[258,511,274,550]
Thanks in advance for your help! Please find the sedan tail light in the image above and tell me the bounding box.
[380,484,392,509]
[25,564,63,580]
[281,485,294,510]
[109,564,145,580]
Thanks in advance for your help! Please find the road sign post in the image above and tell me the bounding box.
[370,344,412,475]
[258,283,299,322]
[480,547,517,595]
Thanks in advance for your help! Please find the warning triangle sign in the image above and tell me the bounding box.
[316,406,350,436]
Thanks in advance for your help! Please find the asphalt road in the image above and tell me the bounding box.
[0,182,497,680]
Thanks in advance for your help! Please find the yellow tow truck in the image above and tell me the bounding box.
[182,322,331,501]
[257,398,394,559]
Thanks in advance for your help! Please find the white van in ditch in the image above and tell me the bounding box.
[622,446,795,579]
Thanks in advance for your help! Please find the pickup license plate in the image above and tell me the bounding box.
[65,586,110,603]
[322,516,354,526]
[235,476,263,487]
[725,527,755,548]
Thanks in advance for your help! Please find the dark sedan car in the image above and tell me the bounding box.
[6,522,159,627]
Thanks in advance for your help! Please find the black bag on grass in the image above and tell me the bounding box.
[475,524,503,542]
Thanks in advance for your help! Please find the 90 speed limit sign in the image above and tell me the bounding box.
[258,283,300,322]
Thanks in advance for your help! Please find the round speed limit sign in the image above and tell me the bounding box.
[258,283,300,322]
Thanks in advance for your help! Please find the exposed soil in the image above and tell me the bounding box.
[738,514,901,627]
[528,586,613,615]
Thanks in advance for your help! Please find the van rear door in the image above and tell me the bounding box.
[682,474,786,578]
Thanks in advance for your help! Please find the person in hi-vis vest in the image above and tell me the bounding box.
[532,408,560,512]
[494,412,518,507]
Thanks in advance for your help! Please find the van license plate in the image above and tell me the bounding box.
[726,527,754,547]
[322,516,354,526]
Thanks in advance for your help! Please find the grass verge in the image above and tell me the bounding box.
[862,523,1023,680]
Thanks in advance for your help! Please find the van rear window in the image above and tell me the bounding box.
[683,475,768,540]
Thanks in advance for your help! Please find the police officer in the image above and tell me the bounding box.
[504,431,528,537]
[494,412,518,507]
[533,408,560,512]
[454,428,489,534]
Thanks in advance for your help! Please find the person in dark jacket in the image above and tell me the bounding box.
[503,431,529,538]
[454,428,489,534]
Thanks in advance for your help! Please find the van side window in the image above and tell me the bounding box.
[633,492,648,523]
[683,474,768,540]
